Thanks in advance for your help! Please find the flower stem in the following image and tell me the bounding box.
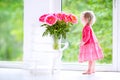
[53,36,59,50]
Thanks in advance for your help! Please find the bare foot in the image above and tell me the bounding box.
[82,71,89,74]
[82,71,95,75]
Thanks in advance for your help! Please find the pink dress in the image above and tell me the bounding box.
[78,24,104,62]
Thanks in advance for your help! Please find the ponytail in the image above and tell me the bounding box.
[83,11,95,25]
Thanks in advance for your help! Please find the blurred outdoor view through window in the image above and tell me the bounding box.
[62,0,112,64]
[0,0,23,61]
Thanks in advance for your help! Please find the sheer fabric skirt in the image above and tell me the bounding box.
[78,43,104,62]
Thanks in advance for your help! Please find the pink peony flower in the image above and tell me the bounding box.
[45,15,57,26]
[39,14,49,22]
[67,14,78,24]
[63,14,71,23]
[55,13,67,21]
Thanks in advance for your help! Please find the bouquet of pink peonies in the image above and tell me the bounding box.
[39,12,78,49]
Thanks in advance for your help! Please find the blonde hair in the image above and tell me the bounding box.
[81,11,96,25]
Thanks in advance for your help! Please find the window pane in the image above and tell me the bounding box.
[62,0,112,64]
[0,0,23,61]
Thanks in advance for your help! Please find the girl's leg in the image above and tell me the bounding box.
[83,60,95,74]
[82,61,92,74]
[92,60,95,73]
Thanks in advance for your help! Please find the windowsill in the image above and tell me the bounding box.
[0,61,23,69]
[0,61,114,71]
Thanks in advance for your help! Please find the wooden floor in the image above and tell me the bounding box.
[0,68,120,80]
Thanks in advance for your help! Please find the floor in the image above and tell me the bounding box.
[0,68,120,80]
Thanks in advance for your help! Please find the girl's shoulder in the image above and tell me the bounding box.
[85,24,91,27]
[83,24,91,30]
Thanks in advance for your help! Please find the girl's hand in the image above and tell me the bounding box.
[80,41,85,46]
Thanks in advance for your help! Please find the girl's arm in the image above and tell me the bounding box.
[82,26,90,45]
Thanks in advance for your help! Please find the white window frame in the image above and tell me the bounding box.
[116,0,120,71]
[0,0,120,72]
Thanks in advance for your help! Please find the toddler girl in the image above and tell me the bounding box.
[79,11,104,74]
